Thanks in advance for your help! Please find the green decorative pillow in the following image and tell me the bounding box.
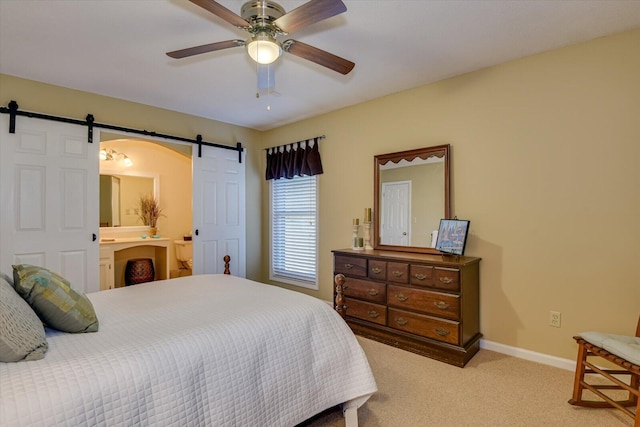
[0,275,48,362]
[12,265,99,333]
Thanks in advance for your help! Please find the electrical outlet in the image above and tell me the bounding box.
[549,311,561,328]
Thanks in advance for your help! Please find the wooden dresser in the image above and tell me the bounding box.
[333,248,481,367]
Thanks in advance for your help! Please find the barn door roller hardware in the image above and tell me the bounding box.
[0,100,244,162]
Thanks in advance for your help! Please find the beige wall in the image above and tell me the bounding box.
[260,29,640,360]
[2,28,638,361]
[0,75,264,279]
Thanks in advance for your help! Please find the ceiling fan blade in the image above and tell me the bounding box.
[283,40,354,75]
[274,0,346,34]
[167,39,245,59]
[189,0,250,29]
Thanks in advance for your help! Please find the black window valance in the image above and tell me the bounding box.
[265,137,324,180]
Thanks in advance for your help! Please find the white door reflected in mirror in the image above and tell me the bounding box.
[380,181,411,245]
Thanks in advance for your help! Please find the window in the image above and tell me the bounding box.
[270,175,318,289]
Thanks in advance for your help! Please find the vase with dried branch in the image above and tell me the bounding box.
[138,194,165,236]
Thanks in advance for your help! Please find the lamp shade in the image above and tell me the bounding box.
[246,35,282,65]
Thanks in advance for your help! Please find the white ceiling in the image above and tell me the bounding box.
[1,0,639,131]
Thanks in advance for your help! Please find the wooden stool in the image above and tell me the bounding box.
[124,258,155,286]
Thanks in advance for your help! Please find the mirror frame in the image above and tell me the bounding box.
[99,169,160,232]
[373,144,450,254]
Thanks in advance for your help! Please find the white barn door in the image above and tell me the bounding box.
[0,116,99,293]
[192,145,246,277]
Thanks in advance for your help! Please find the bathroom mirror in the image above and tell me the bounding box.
[99,170,159,229]
[373,144,450,254]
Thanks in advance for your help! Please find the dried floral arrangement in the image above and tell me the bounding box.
[138,194,165,228]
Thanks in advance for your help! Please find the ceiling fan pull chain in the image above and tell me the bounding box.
[267,62,271,111]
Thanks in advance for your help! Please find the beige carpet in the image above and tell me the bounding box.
[302,337,633,427]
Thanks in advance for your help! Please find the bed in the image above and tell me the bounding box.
[0,273,377,426]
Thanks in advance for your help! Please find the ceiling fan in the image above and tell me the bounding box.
[167,0,355,75]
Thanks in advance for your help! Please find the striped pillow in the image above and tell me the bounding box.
[12,265,99,333]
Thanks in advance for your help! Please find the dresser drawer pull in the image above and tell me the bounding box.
[392,270,404,277]
[367,310,380,318]
[371,267,382,274]
[394,294,408,302]
[435,328,450,336]
[395,317,408,325]
[344,263,354,269]
[439,277,453,284]
[367,288,379,296]
[414,273,427,280]
[434,301,450,310]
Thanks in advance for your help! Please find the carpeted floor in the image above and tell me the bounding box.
[301,336,633,426]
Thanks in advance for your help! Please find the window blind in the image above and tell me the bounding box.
[271,175,318,287]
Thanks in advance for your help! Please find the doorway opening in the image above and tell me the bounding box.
[99,132,193,283]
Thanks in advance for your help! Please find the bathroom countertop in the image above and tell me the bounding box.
[99,237,171,253]
[100,237,170,244]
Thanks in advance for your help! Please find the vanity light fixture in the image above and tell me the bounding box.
[100,148,133,167]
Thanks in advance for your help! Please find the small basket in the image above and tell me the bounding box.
[124,258,155,285]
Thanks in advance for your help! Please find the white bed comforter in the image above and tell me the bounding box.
[0,274,377,426]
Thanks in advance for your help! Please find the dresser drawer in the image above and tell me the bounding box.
[387,262,409,284]
[433,267,460,291]
[335,255,367,278]
[388,308,460,345]
[343,277,386,304]
[410,264,434,286]
[388,285,460,320]
[368,260,387,280]
[345,298,387,325]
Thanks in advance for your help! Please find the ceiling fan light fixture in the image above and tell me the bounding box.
[246,34,282,64]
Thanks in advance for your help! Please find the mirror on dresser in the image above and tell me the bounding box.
[99,170,159,230]
[373,144,450,254]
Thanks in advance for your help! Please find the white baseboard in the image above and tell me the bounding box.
[480,339,576,371]
[329,300,577,372]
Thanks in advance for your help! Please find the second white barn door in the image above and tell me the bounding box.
[192,145,246,277]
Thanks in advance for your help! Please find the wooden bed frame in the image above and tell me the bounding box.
[223,255,230,274]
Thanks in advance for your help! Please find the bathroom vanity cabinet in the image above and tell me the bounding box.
[99,238,170,290]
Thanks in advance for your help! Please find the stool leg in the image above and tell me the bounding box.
[569,342,588,405]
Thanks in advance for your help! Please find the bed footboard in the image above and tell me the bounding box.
[224,255,230,274]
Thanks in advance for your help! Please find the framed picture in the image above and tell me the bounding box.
[435,219,470,256]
